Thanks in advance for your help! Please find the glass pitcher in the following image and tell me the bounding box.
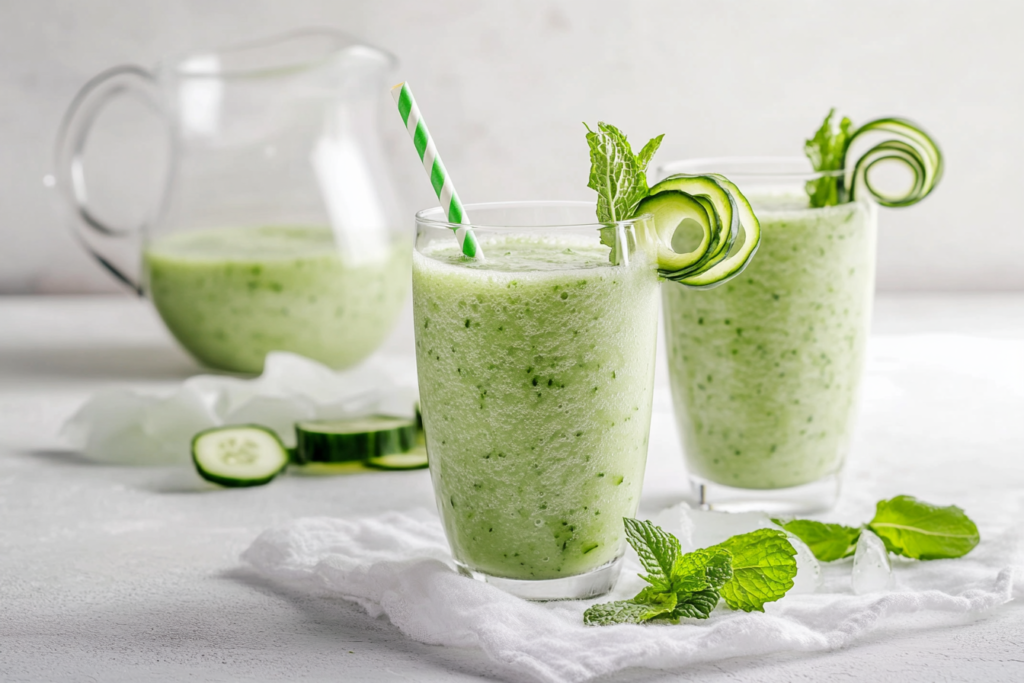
[53,29,410,374]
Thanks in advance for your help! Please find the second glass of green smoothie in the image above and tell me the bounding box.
[413,201,660,600]
[658,158,878,514]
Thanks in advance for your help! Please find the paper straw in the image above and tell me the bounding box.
[391,82,482,259]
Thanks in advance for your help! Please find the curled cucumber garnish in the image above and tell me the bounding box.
[805,109,943,208]
[643,174,760,288]
[584,121,761,288]
[845,117,943,207]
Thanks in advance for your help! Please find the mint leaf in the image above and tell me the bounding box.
[585,123,664,258]
[804,108,854,208]
[773,518,861,562]
[654,590,720,622]
[586,122,646,222]
[715,529,797,612]
[623,517,679,591]
[867,495,980,560]
[672,546,732,593]
[584,599,666,626]
[635,134,665,174]
[633,587,679,616]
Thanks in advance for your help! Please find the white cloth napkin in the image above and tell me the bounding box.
[60,352,417,465]
[241,504,1022,683]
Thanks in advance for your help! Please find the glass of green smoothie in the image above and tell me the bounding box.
[53,30,410,374]
[413,201,661,600]
[656,111,942,514]
[659,157,877,513]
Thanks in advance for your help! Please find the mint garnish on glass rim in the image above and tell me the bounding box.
[804,108,854,208]
[583,519,797,626]
[581,121,761,287]
[584,122,663,224]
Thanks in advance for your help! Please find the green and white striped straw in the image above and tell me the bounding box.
[391,82,482,259]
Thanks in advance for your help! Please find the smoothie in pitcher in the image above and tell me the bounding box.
[144,226,409,373]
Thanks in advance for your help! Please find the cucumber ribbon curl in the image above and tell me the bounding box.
[844,118,943,207]
[637,174,761,288]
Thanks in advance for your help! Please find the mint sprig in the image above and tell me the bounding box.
[584,122,663,263]
[584,122,663,223]
[584,520,795,626]
[774,495,980,563]
[804,108,854,208]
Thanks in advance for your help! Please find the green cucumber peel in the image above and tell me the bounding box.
[804,109,943,209]
[774,494,979,562]
[584,519,795,626]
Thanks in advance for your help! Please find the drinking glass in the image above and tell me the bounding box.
[657,158,878,513]
[413,201,659,599]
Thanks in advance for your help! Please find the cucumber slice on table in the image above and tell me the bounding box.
[192,425,289,488]
[295,416,419,465]
[642,174,761,288]
[366,444,429,471]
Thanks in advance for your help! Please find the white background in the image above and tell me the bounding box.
[2,0,1022,293]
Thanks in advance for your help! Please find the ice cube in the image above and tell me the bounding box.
[786,535,824,595]
[852,528,892,594]
[684,509,775,551]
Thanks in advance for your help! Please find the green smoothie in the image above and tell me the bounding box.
[413,236,659,581]
[662,196,877,489]
[144,226,409,373]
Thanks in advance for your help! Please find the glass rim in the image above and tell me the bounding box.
[658,156,845,181]
[415,200,652,231]
[165,28,397,80]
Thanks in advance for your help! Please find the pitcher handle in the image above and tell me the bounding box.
[53,65,168,295]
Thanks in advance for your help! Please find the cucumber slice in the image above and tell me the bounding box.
[295,416,418,464]
[634,191,713,272]
[845,117,943,207]
[643,174,760,287]
[192,425,289,488]
[650,174,738,271]
[366,444,429,471]
[289,461,369,476]
[677,173,761,288]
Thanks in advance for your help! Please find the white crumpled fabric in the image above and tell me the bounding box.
[241,504,1022,683]
[61,352,418,465]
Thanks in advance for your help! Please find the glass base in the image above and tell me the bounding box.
[455,557,622,601]
[689,473,840,514]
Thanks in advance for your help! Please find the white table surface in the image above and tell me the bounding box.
[1,293,1023,683]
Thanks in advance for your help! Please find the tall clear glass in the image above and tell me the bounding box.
[657,158,878,514]
[53,30,408,373]
[413,202,660,600]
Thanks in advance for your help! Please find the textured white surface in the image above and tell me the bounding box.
[3,1,1024,293]
[2,293,1024,683]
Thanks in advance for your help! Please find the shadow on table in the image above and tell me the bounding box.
[12,448,218,492]
[16,447,94,467]
[221,567,517,682]
[0,345,201,382]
